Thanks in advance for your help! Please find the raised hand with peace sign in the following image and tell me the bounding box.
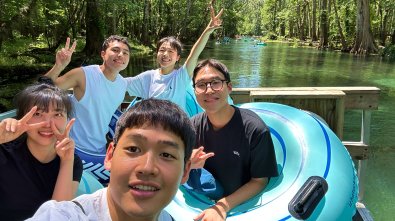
[207,0,224,33]
[55,37,77,71]
[52,118,76,161]
[185,0,225,77]
[0,106,47,144]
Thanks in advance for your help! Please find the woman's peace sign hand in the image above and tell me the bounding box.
[52,118,76,162]
[0,106,46,144]
[207,0,224,32]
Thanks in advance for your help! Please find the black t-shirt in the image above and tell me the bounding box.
[0,137,83,221]
[192,106,278,196]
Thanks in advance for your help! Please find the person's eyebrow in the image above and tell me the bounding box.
[159,140,180,149]
[196,77,223,82]
[126,133,147,142]
[112,46,129,52]
[125,133,180,149]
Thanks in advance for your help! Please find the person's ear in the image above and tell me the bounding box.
[100,50,106,59]
[104,142,115,171]
[180,160,192,184]
[227,81,233,93]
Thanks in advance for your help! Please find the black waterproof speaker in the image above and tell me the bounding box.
[288,176,329,220]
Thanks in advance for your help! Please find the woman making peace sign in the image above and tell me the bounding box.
[0,77,82,221]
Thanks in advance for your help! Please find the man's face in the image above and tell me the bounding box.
[105,126,190,220]
[101,40,130,72]
[194,65,232,114]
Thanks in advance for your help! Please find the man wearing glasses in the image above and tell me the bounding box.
[189,59,278,221]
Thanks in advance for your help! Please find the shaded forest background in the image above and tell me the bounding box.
[1,0,395,59]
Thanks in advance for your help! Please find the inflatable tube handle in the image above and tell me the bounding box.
[288,176,328,220]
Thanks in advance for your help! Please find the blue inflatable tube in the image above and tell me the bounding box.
[165,102,358,220]
[77,171,104,196]
[75,147,110,184]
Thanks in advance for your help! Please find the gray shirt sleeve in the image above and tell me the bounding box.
[26,200,89,221]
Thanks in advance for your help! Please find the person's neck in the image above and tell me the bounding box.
[100,65,118,81]
[107,187,159,221]
[26,138,56,163]
[206,105,235,130]
[159,66,175,75]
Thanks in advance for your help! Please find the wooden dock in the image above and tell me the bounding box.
[230,86,380,161]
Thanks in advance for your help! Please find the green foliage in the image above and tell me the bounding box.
[380,45,395,61]
[266,32,278,40]
[1,0,395,55]
[0,37,51,65]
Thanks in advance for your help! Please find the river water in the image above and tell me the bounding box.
[1,40,394,219]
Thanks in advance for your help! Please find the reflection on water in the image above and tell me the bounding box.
[2,41,394,220]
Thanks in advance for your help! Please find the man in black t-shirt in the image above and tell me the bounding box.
[190,59,278,221]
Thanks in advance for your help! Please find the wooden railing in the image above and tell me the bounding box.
[230,87,380,160]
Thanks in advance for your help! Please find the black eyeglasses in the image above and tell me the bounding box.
[193,79,229,94]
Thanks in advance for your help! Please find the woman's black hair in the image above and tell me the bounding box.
[14,77,73,119]
[156,36,183,56]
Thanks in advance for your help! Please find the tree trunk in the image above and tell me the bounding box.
[319,0,329,49]
[391,29,395,45]
[351,0,377,55]
[179,0,192,38]
[332,0,348,51]
[18,0,38,38]
[303,0,309,40]
[289,21,295,38]
[278,0,286,36]
[311,0,318,41]
[83,0,104,57]
[378,8,389,46]
[272,1,278,32]
[141,0,151,45]
[297,2,305,40]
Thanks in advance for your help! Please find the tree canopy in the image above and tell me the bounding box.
[1,0,395,55]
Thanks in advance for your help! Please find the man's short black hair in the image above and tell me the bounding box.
[113,99,195,164]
